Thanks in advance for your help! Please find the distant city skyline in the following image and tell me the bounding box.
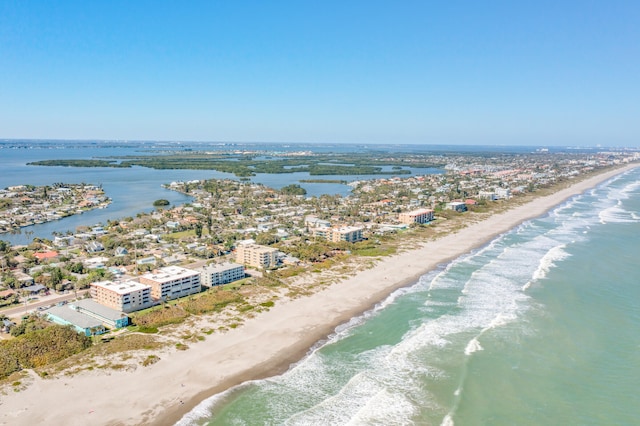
[1,1,639,146]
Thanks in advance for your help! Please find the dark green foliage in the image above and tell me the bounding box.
[0,325,92,379]
[27,159,127,168]
[10,315,50,337]
[27,152,446,177]
[153,199,170,207]
[280,184,307,196]
[255,232,280,245]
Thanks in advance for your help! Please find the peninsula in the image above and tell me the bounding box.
[0,183,111,234]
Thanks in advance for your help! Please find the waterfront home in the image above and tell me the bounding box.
[53,236,75,247]
[34,251,59,261]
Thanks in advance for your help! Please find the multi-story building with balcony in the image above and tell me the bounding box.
[235,244,278,269]
[139,266,201,301]
[398,208,435,224]
[328,226,364,243]
[90,280,153,313]
[201,262,245,287]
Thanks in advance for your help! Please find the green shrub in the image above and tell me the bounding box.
[142,355,160,366]
[0,325,91,379]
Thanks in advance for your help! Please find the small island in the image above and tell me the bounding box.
[153,199,171,207]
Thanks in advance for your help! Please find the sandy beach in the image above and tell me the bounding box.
[1,164,637,426]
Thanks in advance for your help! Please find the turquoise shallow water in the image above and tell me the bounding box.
[177,167,640,426]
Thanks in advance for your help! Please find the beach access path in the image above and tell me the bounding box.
[1,164,637,426]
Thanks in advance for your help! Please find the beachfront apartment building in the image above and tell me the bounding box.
[447,201,467,212]
[312,228,330,239]
[90,280,154,313]
[398,208,435,224]
[495,187,511,199]
[201,262,245,287]
[139,266,202,301]
[235,244,278,269]
[328,226,364,243]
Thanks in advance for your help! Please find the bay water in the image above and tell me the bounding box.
[177,167,640,425]
[0,141,442,245]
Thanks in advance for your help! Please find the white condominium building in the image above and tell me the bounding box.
[201,262,245,287]
[139,266,201,300]
[90,280,153,313]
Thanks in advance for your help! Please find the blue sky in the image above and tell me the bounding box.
[1,1,639,146]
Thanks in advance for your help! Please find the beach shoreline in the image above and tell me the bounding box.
[1,164,637,426]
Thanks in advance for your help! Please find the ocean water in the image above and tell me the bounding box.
[177,166,640,426]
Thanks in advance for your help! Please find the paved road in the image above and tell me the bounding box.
[1,290,89,319]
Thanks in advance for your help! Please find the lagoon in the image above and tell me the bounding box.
[0,141,444,245]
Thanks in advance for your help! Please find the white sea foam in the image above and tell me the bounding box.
[464,337,483,355]
[599,202,639,224]
[283,348,429,426]
[177,172,640,425]
[174,381,258,426]
[530,244,569,282]
[344,389,418,426]
[441,413,455,426]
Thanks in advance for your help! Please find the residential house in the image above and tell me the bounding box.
[86,241,105,253]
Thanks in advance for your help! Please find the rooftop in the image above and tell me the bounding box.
[202,262,244,274]
[45,305,103,329]
[403,208,434,215]
[332,226,363,233]
[91,280,151,295]
[141,266,199,283]
[72,299,127,321]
